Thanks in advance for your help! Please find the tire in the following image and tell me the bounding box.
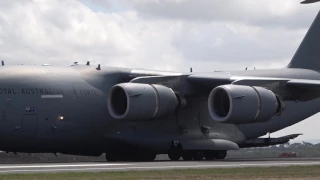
[204,151,215,160]
[192,151,204,161]
[215,150,227,160]
[168,148,182,161]
[105,152,118,162]
[138,153,156,162]
[182,151,193,161]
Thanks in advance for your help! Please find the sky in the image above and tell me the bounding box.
[0,0,320,141]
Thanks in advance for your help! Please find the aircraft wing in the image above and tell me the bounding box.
[131,73,320,95]
[186,74,232,88]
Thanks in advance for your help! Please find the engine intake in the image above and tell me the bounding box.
[208,85,281,124]
[108,83,178,121]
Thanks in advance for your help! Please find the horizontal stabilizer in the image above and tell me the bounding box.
[301,0,320,4]
[240,134,302,148]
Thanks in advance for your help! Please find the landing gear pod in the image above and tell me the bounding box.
[208,85,281,124]
[108,83,178,121]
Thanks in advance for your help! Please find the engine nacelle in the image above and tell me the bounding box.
[107,83,178,121]
[208,85,281,124]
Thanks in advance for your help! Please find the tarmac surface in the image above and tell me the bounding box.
[0,157,320,174]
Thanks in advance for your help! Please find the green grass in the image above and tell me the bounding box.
[1,165,320,180]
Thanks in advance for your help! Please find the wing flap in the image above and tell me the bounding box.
[286,79,320,89]
[188,74,320,90]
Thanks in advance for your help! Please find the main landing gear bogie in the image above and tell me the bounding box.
[168,148,228,161]
[168,141,183,161]
[105,151,156,162]
[214,150,227,160]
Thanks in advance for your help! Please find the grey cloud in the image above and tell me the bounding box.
[0,0,137,66]
[126,0,320,29]
[0,0,316,73]
[171,21,306,67]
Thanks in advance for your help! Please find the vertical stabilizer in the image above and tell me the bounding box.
[287,11,320,70]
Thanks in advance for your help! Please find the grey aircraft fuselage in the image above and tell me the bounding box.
[0,65,317,156]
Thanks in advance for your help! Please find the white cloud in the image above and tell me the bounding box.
[0,0,318,71]
[0,0,139,65]
[127,0,320,29]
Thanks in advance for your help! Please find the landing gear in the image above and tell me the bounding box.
[181,151,204,161]
[181,150,227,161]
[214,150,227,160]
[168,147,182,161]
[182,151,193,161]
[105,152,118,162]
[193,151,204,160]
[137,153,157,161]
[204,151,215,160]
[105,151,156,162]
[166,140,227,161]
[168,141,183,161]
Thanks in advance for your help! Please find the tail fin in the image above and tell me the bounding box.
[287,11,320,70]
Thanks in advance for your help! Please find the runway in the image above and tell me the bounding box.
[0,157,320,174]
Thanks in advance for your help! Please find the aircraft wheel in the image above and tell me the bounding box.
[136,153,156,162]
[105,152,118,162]
[192,151,204,161]
[146,153,157,161]
[168,146,182,161]
[204,151,215,160]
[214,150,227,160]
[182,151,193,161]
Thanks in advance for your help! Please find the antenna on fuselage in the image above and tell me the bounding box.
[86,61,90,65]
[190,67,193,72]
[96,64,101,70]
[1,60,4,66]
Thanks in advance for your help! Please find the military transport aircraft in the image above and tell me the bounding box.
[0,3,320,162]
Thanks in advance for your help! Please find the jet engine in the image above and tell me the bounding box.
[107,83,178,121]
[208,85,281,124]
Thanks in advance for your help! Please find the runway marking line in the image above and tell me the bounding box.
[1,161,320,173]
[0,163,131,169]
